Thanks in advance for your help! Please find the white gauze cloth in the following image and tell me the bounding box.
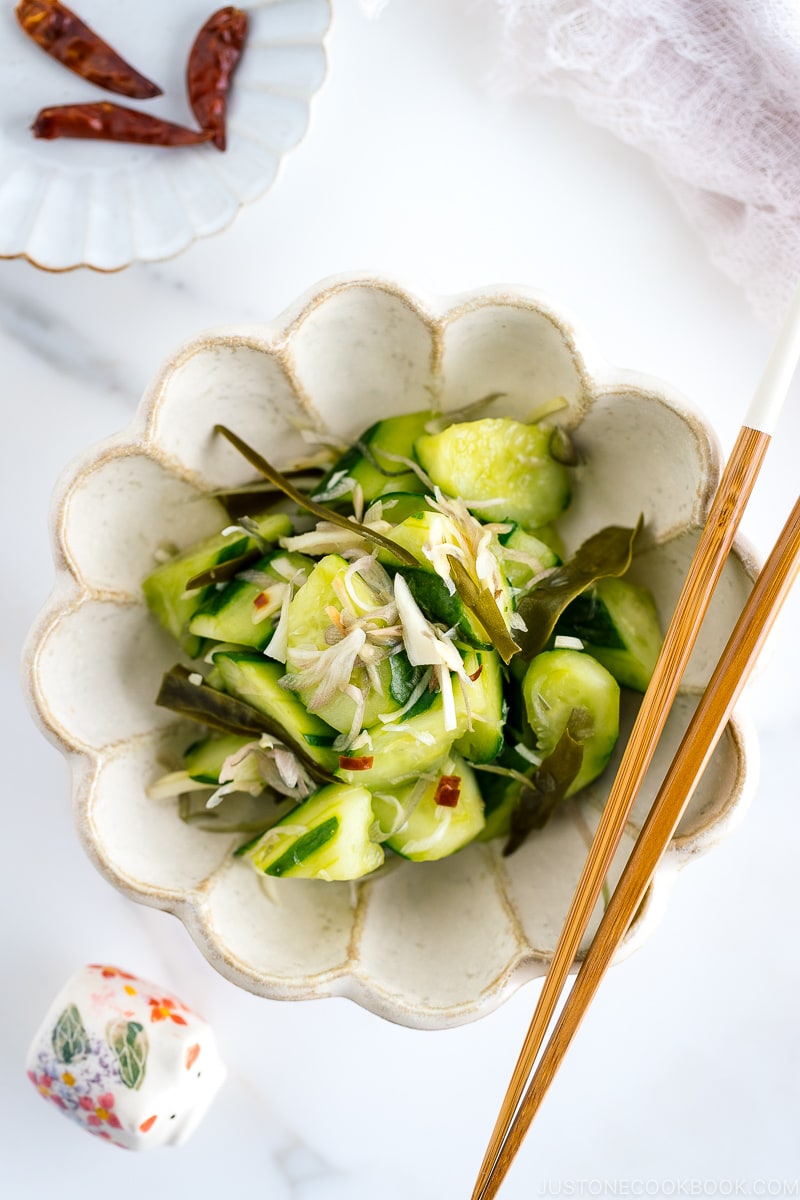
[488,0,800,326]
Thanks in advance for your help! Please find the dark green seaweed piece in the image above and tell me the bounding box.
[178,789,287,834]
[214,425,418,567]
[515,518,642,660]
[504,711,586,856]
[449,559,520,665]
[156,665,337,786]
[218,473,324,520]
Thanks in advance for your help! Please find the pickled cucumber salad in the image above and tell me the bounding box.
[143,407,664,882]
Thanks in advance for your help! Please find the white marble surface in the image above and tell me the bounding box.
[3,1,799,1196]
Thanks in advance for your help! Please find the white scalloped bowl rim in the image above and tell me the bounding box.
[24,275,760,1029]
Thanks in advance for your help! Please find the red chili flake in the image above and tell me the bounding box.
[338,755,374,771]
[187,6,248,152]
[16,1,162,99]
[253,591,271,609]
[33,103,214,145]
[468,664,484,682]
[434,775,461,807]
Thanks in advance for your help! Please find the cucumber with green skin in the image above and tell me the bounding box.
[370,491,433,524]
[496,525,560,592]
[243,782,383,879]
[184,732,254,784]
[143,407,662,879]
[555,576,663,692]
[401,567,492,650]
[335,694,467,789]
[453,649,504,763]
[142,512,292,658]
[284,554,404,733]
[188,550,312,651]
[372,754,485,861]
[522,649,619,796]
[211,652,339,773]
[312,411,434,504]
[377,510,513,646]
[414,417,571,528]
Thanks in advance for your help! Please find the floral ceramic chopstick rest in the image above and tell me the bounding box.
[26,964,225,1149]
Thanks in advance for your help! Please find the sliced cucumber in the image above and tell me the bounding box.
[522,649,619,796]
[378,510,513,644]
[414,418,570,527]
[529,523,565,559]
[369,491,433,524]
[188,551,312,651]
[453,650,504,762]
[556,576,663,692]
[335,695,466,789]
[401,567,492,649]
[285,554,401,733]
[372,754,485,861]
[212,652,339,773]
[142,512,292,658]
[496,525,560,592]
[243,782,383,879]
[184,732,255,784]
[312,411,433,504]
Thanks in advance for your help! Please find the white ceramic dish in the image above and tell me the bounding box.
[0,0,330,271]
[25,277,759,1029]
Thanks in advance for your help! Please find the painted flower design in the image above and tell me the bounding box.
[147,997,187,1025]
[27,280,758,1028]
[81,1091,122,1130]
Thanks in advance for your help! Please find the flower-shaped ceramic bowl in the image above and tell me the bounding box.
[25,277,759,1029]
[0,0,330,271]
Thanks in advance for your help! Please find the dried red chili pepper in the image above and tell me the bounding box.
[434,775,461,808]
[16,1,162,99]
[33,103,213,146]
[187,6,248,152]
[338,756,374,772]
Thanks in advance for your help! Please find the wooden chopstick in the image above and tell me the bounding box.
[471,279,800,1200]
[477,491,800,1198]
[470,426,769,1199]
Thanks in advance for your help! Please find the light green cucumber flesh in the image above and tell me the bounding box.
[184,732,255,784]
[284,554,401,733]
[142,512,293,657]
[453,650,504,762]
[414,417,570,527]
[497,525,560,592]
[244,783,383,879]
[212,651,339,772]
[556,576,663,692]
[312,411,434,504]
[372,754,485,861]
[188,551,312,651]
[378,510,513,642]
[335,695,465,789]
[522,649,620,795]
